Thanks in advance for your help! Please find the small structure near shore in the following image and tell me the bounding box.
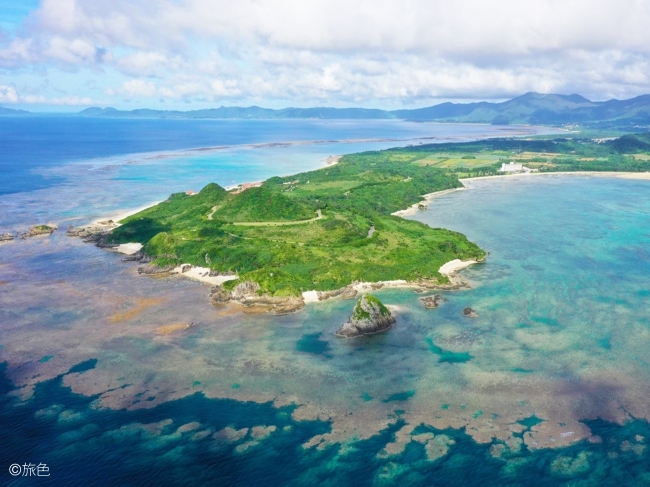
[231,181,263,195]
[336,294,395,338]
[499,162,536,173]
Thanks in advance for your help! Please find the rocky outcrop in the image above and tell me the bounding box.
[412,277,469,291]
[121,251,152,263]
[208,270,236,277]
[317,284,358,301]
[462,307,478,318]
[21,224,56,239]
[66,225,110,242]
[137,263,177,275]
[419,294,444,309]
[0,233,15,242]
[210,280,305,315]
[336,294,396,338]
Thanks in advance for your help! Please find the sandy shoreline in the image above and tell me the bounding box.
[94,201,163,227]
[391,188,467,217]
[459,170,650,183]
[392,171,650,220]
[439,259,478,277]
[171,265,238,286]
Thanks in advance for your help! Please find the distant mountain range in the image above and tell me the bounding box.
[4,92,650,128]
[0,106,30,115]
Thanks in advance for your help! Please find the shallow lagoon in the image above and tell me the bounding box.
[2,120,650,484]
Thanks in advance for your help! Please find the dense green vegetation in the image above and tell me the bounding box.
[384,132,650,177]
[107,150,484,296]
[352,295,391,321]
[106,132,650,296]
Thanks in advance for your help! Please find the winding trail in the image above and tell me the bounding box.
[209,208,323,226]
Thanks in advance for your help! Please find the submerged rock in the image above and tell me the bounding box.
[462,307,478,318]
[419,294,444,309]
[336,294,396,338]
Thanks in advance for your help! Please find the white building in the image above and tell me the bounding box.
[499,162,535,173]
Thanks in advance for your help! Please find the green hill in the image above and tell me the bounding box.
[212,186,315,222]
[105,150,486,296]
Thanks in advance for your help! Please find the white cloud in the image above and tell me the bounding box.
[0,85,96,105]
[2,0,650,105]
[120,79,158,97]
[0,85,19,103]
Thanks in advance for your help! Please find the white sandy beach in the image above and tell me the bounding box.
[325,155,342,166]
[171,265,239,286]
[459,170,650,184]
[113,243,143,255]
[391,188,467,217]
[438,259,478,277]
[94,201,163,227]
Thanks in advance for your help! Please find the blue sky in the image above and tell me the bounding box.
[1,0,649,111]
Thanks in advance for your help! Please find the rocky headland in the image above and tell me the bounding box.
[211,281,305,315]
[336,294,396,338]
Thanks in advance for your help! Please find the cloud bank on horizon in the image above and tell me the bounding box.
[0,0,649,109]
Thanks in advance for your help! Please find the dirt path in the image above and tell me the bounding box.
[231,210,323,227]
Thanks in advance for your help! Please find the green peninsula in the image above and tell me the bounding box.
[103,131,650,304]
[105,151,486,298]
[93,130,650,313]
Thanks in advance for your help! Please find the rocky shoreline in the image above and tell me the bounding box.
[211,281,305,315]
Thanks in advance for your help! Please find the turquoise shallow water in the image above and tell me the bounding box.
[2,120,650,485]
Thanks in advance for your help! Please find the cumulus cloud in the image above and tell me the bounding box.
[0,85,19,103]
[0,84,96,105]
[2,0,650,106]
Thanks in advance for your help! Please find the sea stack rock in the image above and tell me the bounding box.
[336,294,396,338]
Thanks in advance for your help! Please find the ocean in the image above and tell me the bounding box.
[1,117,650,486]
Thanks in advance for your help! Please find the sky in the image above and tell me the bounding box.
[0,0,649,111]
